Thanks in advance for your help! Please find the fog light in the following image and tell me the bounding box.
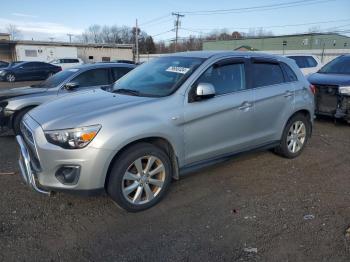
[55,166,80,185]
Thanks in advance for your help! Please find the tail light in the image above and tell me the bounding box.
[309,84,316,95]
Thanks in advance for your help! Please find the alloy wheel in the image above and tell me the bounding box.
[122,155,166,205]
[287,120,306,153]
[6,74,15,82]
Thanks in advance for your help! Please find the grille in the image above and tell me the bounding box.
[20,121,41,171]
[20,121,34,145]
[314,84,339,115]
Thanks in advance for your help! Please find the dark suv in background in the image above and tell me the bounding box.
[0,61,62,82]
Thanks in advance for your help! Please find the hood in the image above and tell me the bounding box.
[28,89,155,130]
[0,86,48,101]
[308,73,350,86]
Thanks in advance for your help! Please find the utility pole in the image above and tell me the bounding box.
[67,33,73,43]
[135,19,139,63]
[172,12,184,52]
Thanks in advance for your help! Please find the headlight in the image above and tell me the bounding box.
[339,86,350,95]
[45,125,101,149]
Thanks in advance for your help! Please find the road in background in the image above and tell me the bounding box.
[0,120,350,261]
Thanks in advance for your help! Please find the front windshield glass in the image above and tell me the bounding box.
[31,69,78,88]
[318,56,350,74]
[113,56,205,97]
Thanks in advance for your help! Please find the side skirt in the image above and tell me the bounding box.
[179,141,280,177]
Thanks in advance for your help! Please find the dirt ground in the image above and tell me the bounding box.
[0,118,350,261]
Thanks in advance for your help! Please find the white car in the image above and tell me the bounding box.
[50,58,84,70]
[285,55,322,75]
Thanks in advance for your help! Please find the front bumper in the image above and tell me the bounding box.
[314,84,350,122]
[16,114,112,194]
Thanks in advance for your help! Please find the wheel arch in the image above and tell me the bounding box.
[11,105,37,129]
[104,136,180,190]
[282,109,313,138]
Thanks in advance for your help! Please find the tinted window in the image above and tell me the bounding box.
[197,63,246,95]
[253,63,284,87]
[31,69,77,88]
[319,56,350,74]
[112,67,133,81]
[288,56,317,68]
[72,68,110,87]
[281,63,298,82]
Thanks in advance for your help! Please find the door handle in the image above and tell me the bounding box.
[238,101,252,110]
[284,90,293,98]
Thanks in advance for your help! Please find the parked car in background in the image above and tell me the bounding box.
[285,54,322,75]
[0,61,62,82]
[0,61,9,68]
[111,59,135,64]
[16,51,314,212]
[0,63,136,134]
[308,54,350,122]
[50,58,84,70]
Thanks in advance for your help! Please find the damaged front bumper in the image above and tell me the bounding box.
[314,84,350,122]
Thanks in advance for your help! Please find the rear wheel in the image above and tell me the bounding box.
[6,73,15,82]
[275,113,311,158]
[13,107,35,135]
[107,143,172,212]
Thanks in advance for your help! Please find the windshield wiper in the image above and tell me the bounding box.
[113,88,140,96]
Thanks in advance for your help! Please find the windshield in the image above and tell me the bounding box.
[319,56,350,74]
[113,56,205,97]
[31,69,78,88]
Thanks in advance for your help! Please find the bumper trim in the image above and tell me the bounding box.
[16,135,50,195]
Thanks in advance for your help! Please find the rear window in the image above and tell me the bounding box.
[252,63,285,88]
[288,56,317,68]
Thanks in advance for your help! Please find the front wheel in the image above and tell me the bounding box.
[275,113,311,158]
[107,143,172,212]
[6,73,15,82]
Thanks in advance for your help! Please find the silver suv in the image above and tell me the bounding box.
[16,51,315,212]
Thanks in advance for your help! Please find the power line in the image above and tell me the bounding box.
[177,0,335,15]
[182,18,350,32]
[151,29,174,38]
[139,14,172,26]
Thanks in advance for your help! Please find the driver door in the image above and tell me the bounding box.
[183,58,256,165]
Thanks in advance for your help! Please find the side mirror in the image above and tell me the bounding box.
[195,83,215,100]
[64,82,79,90]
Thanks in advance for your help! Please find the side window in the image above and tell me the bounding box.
[22,62,35,68]
[72,68,110,87]
[112,67,133,81]
[281,63,298,82]
[306,56,317,67]
[252,62,284,88]
[196,63,246,95]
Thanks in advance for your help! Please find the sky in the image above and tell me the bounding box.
[0,0,349,42]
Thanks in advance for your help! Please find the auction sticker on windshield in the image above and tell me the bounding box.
[166,66,190,74]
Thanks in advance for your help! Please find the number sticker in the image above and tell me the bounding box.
[166,66,190,74]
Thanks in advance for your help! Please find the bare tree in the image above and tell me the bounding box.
[6,24,21,40]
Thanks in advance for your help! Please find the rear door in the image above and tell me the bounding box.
[183,57,256,165]
[250,58,296,144]
[111,66,134,81]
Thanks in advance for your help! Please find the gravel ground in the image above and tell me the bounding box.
[0,119,350,261]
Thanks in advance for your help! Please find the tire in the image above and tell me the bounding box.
[13,107,35,135]
[107,142,172,212]
[6,73,15,82]
[275,113,311,159]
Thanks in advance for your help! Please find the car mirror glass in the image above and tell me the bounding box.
[64,82,79,91]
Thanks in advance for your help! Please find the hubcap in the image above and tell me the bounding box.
[287,121,306,153]
[122,155,166,205]
[7,74,15,82]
